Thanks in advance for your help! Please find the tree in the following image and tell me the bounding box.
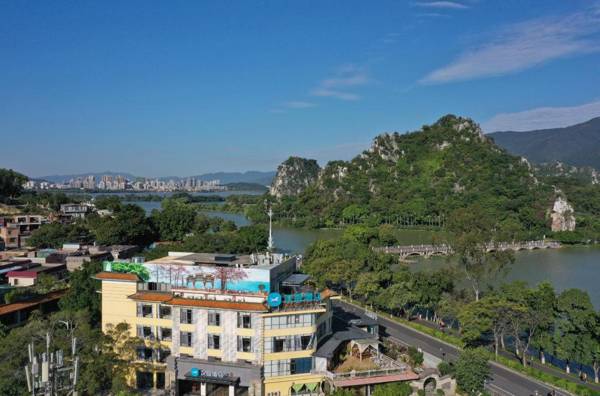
[0,168,27,202]
[27,222,92,249]
[448,205,514,301]
[407,346,424,367]
[552,289,597,374]
[455,348,490,396]
[94,195,122,211]
[372,382,412,396]
[501,282,556,366]
[59,261,102,326]
[88,204,156,246]
[151,198,197,241]
[459,295,523,357]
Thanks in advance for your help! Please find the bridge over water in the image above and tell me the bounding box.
[374,240,561,259]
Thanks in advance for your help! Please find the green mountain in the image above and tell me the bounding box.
[489,117,600,169]
[270,115,561,236]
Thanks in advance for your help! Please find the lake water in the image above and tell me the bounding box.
[128,200,600,307]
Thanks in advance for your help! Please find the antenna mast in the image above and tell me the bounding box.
[267,206,274,251]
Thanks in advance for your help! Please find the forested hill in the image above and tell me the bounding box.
[270,115,556,235]
[489,116,600,169]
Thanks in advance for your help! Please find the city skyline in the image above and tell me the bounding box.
[2,1,600,177]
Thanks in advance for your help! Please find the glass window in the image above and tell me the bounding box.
[208,310,221,326]
[291,357,313,374]
[160,327,172,341]
[208,334,220,350]
[237,312,252,328]
[264,359,291,377]
[159,305,171,319]
[237,336,252,352]
[136,347,153,361]
[137,325,154,339]
[180,309,193,324]
[265,314,314,329]
[137,303,153,318]
[180,331,193,347]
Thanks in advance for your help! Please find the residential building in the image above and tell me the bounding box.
[60,203,95,219]
[0,215,48,249]
[95,251,335,396]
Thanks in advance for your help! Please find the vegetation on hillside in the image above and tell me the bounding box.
[270,116,553,237]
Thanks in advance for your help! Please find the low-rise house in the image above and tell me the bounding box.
[0,215,48,249]
[6,263,67,287]
[60,203,95,219]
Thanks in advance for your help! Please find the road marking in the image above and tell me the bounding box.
[487,382,517,396]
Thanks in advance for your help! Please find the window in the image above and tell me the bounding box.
[137,303,153,318]
[136,371,154,389]
[237,312,252,329]
[159,305,171,319]
[291,357,313,374]
[137,325,154,339]
[264,314,314,329]
[264,359,291,377]
[208,334,220,350]
[136,347,153,361]
[159,327,172,341]
[237,336,252,352]
[180,309,193,324]
[265,334,314,353]
[208,310,221,326]
[273,337,286,352]
[180,331,193,347]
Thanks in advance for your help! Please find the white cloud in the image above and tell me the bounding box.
[311,67,370,101]
[413,1,468,9]
[284,101,316,109]
[421,6,600,84]
[482,100,600,132]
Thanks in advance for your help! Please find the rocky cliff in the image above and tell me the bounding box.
[550,194,576,232]
[270,157,321,198]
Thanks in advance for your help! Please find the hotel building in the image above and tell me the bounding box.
[95,251,335,396]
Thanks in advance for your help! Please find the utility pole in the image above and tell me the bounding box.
[24,323,79,396]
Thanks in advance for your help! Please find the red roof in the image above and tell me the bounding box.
[333,371,420,387]
[94,272,139,281]
[7,271,38,279]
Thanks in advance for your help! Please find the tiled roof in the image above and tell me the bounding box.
[0,290,66,316]
[128,292,173,302]
[168,297,268,312]
[7,271,38,279]
[94,272,139,281]
[127,292,268,312]
[320,288,338,299]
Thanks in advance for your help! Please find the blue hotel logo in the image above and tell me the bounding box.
[267,292,282,307]
[191,368,200,377]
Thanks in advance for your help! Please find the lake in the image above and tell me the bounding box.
[128,200,600,307]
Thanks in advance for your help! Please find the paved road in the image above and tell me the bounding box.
[334,300,571,396]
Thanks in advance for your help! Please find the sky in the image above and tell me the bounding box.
[1,0,600,178]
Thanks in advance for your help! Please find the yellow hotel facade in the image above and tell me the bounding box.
[96,252,334,396]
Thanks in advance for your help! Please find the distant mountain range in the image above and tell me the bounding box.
[489,116,600,169]
[36,170,275,186]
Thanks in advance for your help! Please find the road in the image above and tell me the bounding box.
[334,300,571,396]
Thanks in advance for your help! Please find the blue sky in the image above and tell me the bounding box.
[2,0,600,177]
